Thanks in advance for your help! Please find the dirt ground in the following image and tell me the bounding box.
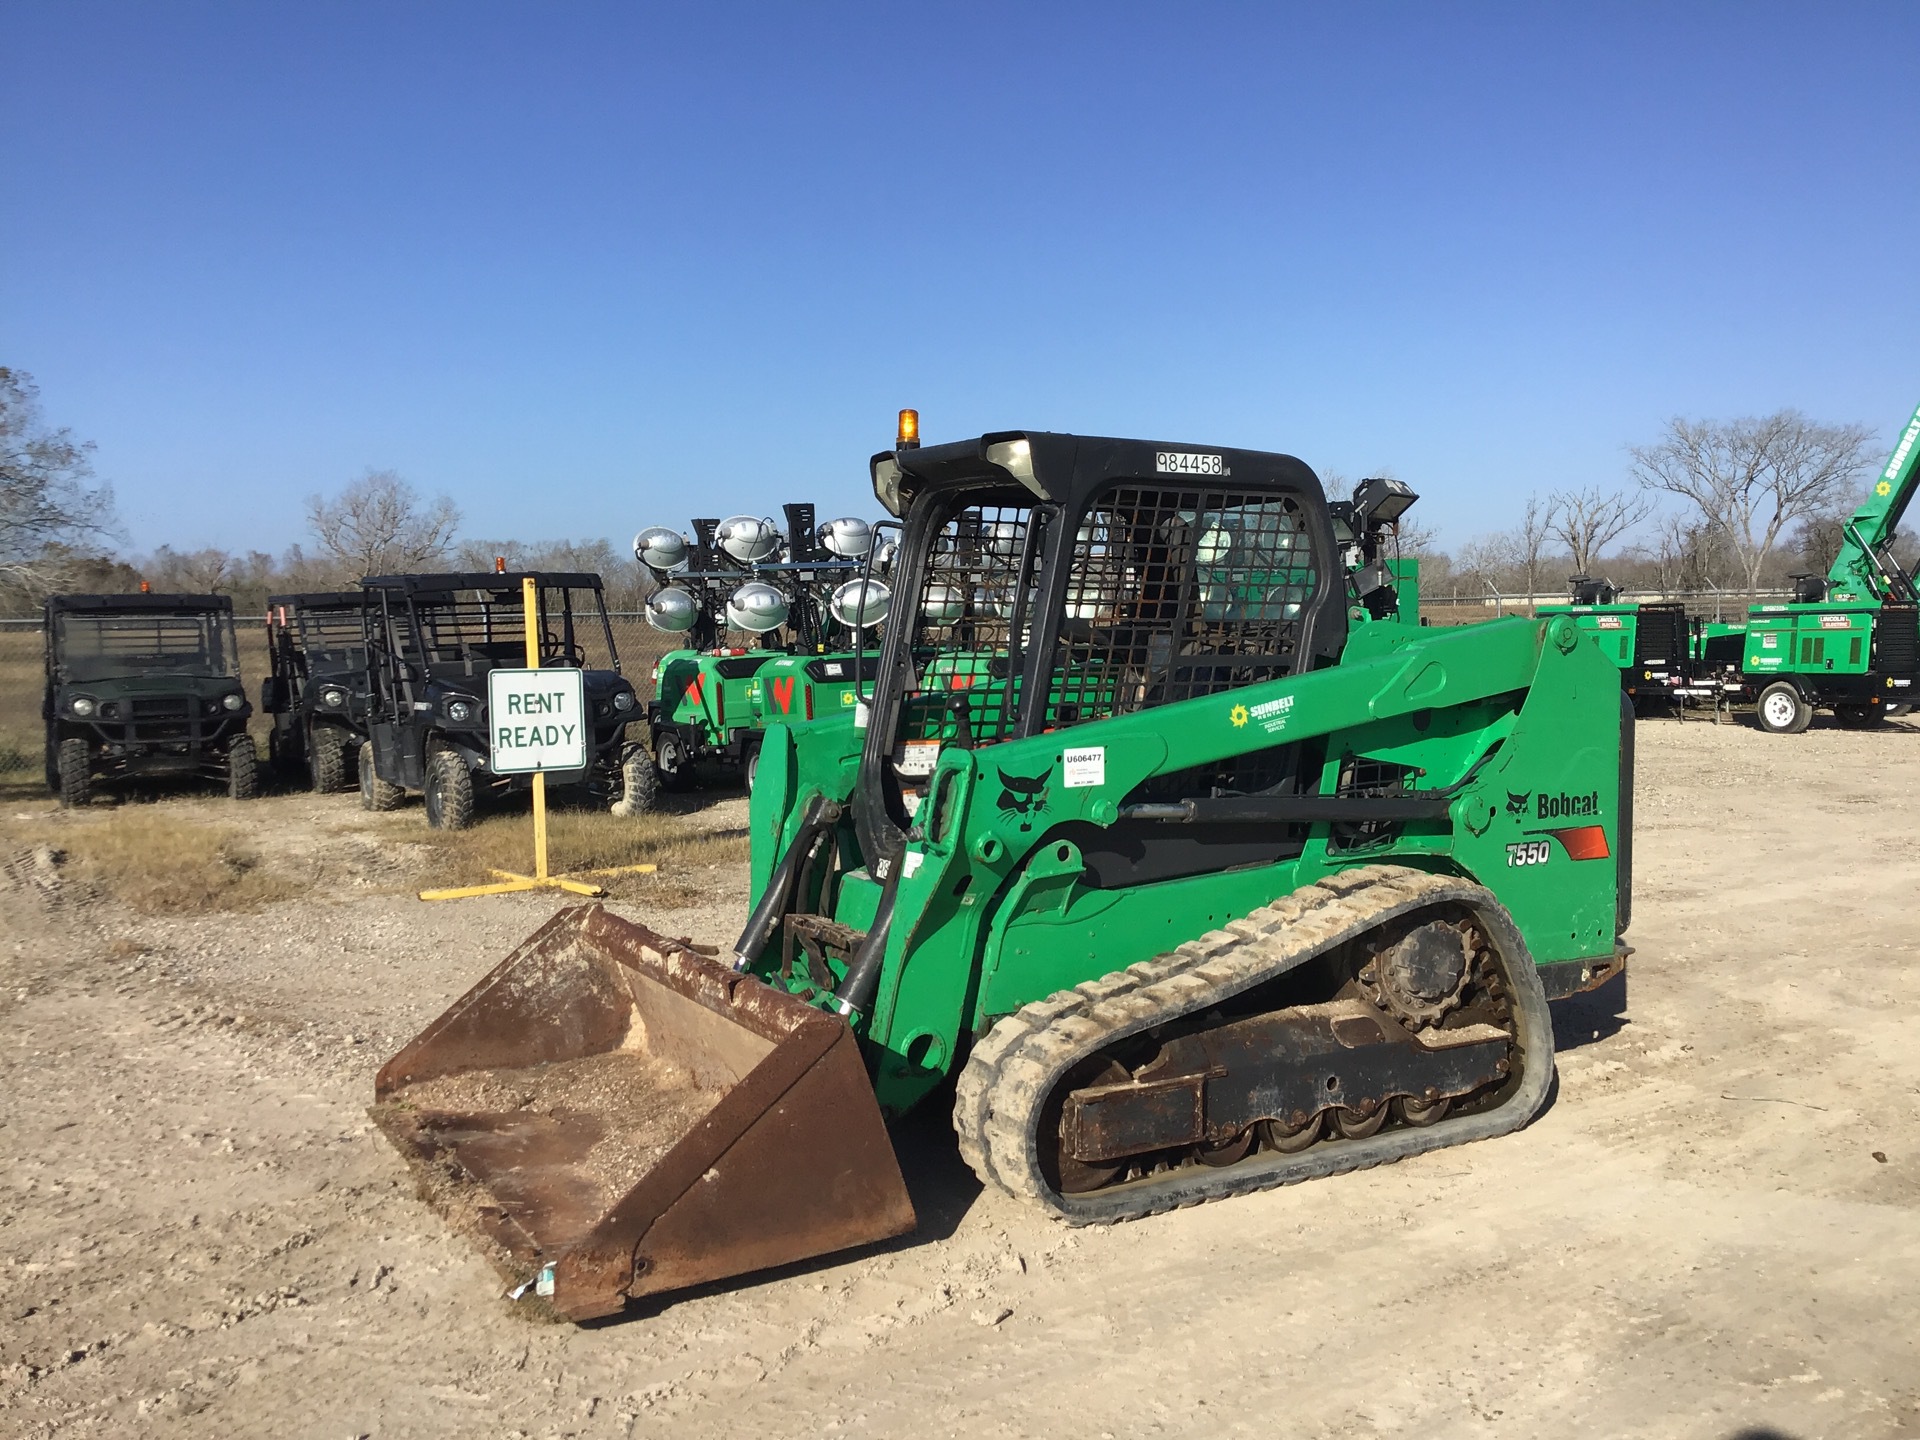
[2,717,1917,1440]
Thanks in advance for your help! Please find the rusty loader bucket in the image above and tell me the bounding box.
[371,905,916,1321]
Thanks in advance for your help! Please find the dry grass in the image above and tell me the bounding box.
[29,809,300,915]
[414,806,749,905]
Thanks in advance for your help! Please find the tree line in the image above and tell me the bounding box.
[1,364,1902,617]
[1409,412,1890,603]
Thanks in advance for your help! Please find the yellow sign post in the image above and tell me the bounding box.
[418,577,656,902]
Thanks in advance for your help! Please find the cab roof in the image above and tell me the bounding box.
[357,571,606,594]
[45,592,235,615]
[869,431,1328,518]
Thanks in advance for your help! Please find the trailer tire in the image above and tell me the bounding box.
[56,737,90,809]
[308,723,351,792]
[359,741,405,812]
[424,750,475,830]
[611,746,659,817]
[227,733,260,800]
[1887,702,1913,718]
[1755,681,1812,735]
[654,731,695,792]
[744,744,760,795]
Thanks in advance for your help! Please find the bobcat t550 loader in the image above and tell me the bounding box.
[373,426,1631,1320]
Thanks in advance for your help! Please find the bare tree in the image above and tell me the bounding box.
[305,469,459,580]
[0,367,119,599]
[1512,495,1553,611]
[1546,486,1651,576]
[1631,411,1873,599]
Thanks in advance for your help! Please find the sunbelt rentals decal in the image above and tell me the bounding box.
[1229,694,1295,734]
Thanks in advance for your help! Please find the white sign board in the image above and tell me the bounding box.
[487,667,588,774]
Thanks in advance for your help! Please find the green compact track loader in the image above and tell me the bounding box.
[374,428,1631,1320]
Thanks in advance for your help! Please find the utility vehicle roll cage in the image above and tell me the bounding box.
[359,571,622,680]
[46,593,242,683]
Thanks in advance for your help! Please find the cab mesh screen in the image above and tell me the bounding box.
[1046,486,1315,726]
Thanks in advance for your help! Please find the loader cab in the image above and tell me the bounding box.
[856,433,1345,869]
[1569,576,1620,606]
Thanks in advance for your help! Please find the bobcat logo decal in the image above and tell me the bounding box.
[1505,790,1532,817]
[996,766,1052,832]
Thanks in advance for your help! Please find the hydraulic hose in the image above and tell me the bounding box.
[831,863,901,1018]
[730,793,840,972]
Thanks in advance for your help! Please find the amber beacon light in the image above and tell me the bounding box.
[896,408,919,449]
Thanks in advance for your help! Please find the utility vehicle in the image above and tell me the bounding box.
[358,570,645,828]
[261,590,371,791]
[42,591,257,805]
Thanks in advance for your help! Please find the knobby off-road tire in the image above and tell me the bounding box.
[226,733,259,800]
[56,737,91,809]
[359,741,404,813]
[423,750,475,830]
[610,745,659,817]
[1755,681,1812,735]
[952,864,1554,1226]
[308,723,351,792]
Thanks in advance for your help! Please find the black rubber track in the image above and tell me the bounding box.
[951,865,1554,1225]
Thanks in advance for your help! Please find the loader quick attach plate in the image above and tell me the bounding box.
[371,906,915,1321]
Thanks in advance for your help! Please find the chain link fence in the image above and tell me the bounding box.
[0,589,1801,778]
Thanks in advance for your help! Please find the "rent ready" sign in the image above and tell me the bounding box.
[485,667,588,774]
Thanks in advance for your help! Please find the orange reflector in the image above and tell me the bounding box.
[495,556,507,573]
[140,580,151,593]
[897,408,919,447]
[1549,825,1611,861]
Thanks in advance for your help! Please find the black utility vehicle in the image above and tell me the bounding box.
[261,591,371,791]
[43,592,257,806]
[359,571,648,828]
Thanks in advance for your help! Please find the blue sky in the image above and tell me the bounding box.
[4,2,1917,557]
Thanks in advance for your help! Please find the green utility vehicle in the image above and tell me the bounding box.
[636,501,877,797]
[359,571,645,828]
[376,427,1630,1321]
[1734,399,1920,733]
[261,590,371,791]
[42,591,258,805]
[1538,578,1693,712]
